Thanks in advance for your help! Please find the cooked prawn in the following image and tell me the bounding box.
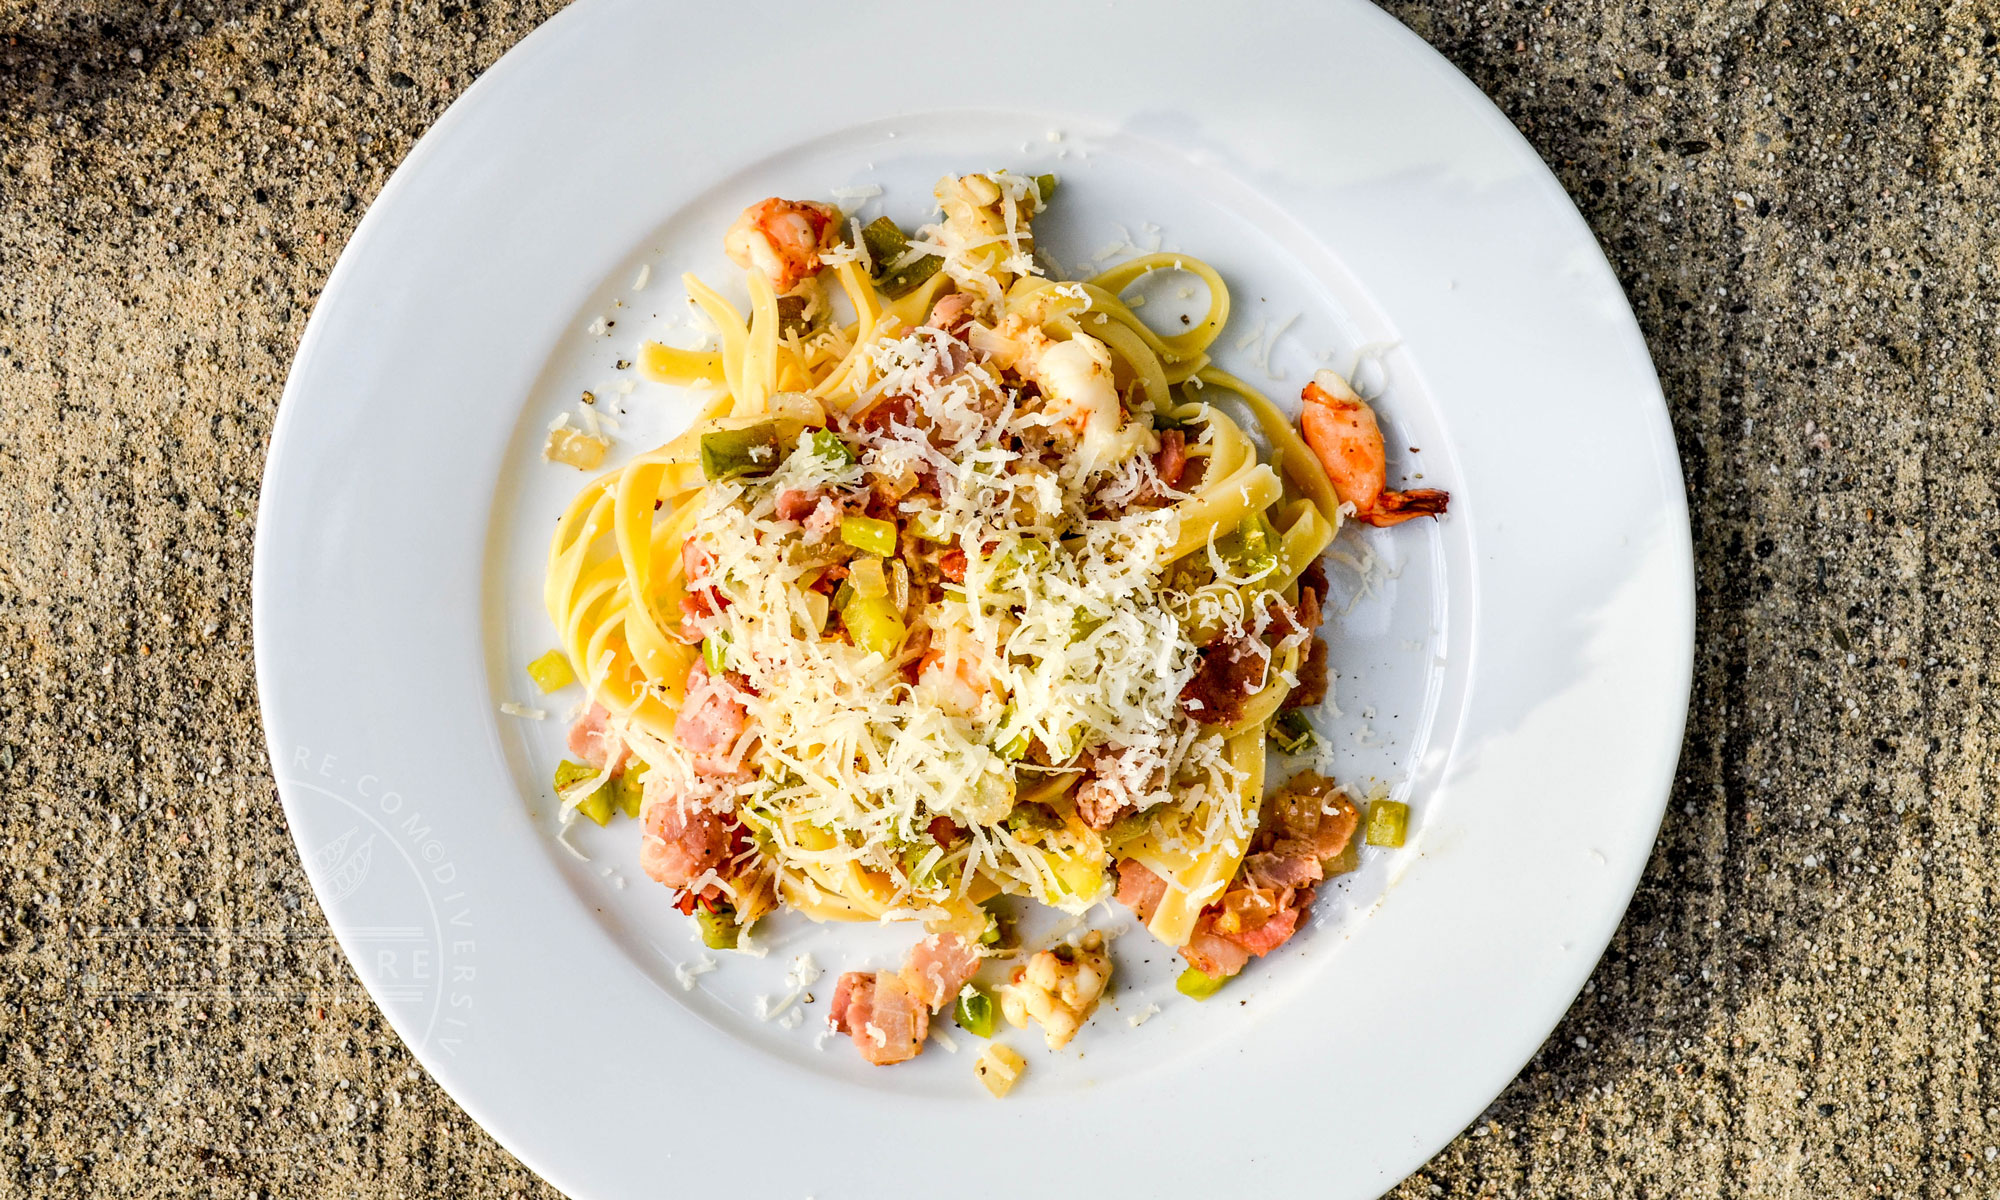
[973,316,1151,477]
[1298,369,1449,527]
[724,197,839,292]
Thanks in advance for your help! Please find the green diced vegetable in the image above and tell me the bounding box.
[1004,802,1060,833]
[776,293,813,338]
[954,985,998,1038]
[839,515,898,557]
[701,633,730,676]
[859,216,908,271]
[858,215,943,299]
[553,759,597,791]
[1176,967,1230,1000]
[842,594,905,656]
[1272,710,1315,754]
[574,788,614,826]
[1105,806,1156,847]
[553,759,614,826]
[807,427,855,467]
[612,766,645,820]
[699,423,781,481]
[992,704,1030,761]
[696,906,740,950]
[1365,799,1410,848]
[1033,173,1058,204]
[525,649,575,693]
[1222,510,1281,580]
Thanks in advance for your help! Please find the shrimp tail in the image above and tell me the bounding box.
[1363,489,1451,527]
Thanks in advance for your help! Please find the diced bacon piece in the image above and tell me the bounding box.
[566,703,629,774]
[674,660,749,776]
[1154,428,1188,487]
[1114,859,1168,924]
[829,971,873,1035]
[1312,795,1360,862]
[902,933,981,1012]
[844,971,927,1066]
[927,815,962,846]
[774,489,821,521]
[681,536,715,587]
[1244,843,1323,891]
[938,547,967,583]
[639,795,737,889]
[1179,635,1268,725]
[926,292,975,336]
[1230,904,1303,957]
[1181,922,1252,979]
[804,496,845,540]
[1265,773,1358,864]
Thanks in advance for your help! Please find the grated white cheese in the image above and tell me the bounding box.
[830,184,883,203]
[498,702,546,720]
[632,263,652,291]
[1128,1002,1160,1027]
[932,1028,959,1053]
[673,955,718,992]
[585,315,609,336]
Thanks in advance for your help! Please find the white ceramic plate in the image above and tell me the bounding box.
[254,1,1692,1196]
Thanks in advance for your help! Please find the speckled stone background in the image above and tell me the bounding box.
[2,0,1996,1196]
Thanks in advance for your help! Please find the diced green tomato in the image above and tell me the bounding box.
[552,759,597,791]
[840,515,898,557]
[553,759,614,825]
[776,293,813,338]
[696,907,740,950]
[996,728,1031,761]
[526,649,575,693]
[1272,710,1315,754]
[1365,799,1410,848]
[1105,806,1155,846]
[1177,967,1229,1000]
[1225,510,1281,579]
[978,914,1003,946]
[612,768,645,820]
[832,579,856,614]
[954,986,998,1038]
[701,633,729,676]
[698,424,781,481]
[807,427,855,467]
[859,216,910,272]
[1033,173,1058,204]
[857,217,944,299]
[843,595,905,656]
[1004,802,1060,833]
[573,787,614,827]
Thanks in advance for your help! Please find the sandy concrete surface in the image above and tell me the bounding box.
[2,0,1997,1196]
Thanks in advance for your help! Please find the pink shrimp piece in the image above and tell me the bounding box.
[1298,370,1450,527]
[724,197,839,292]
